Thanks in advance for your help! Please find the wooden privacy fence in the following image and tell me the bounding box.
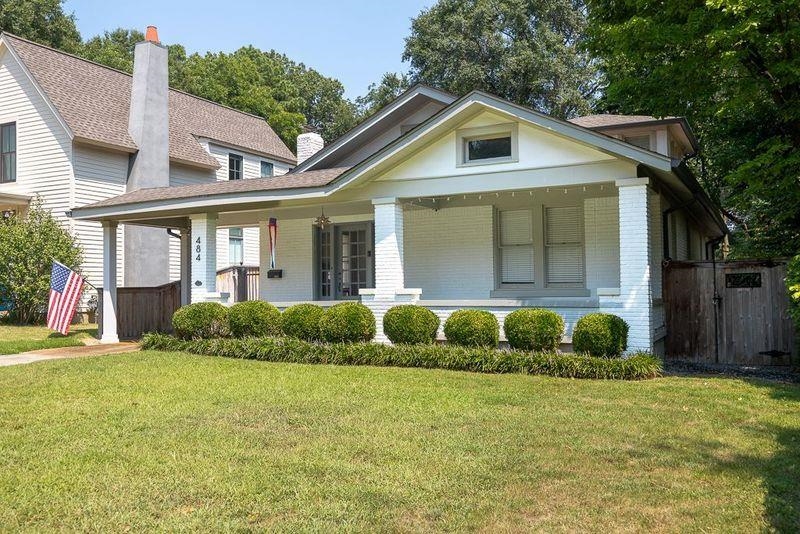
[664,259,796,366]
[98,281,181,340]
[216,266,259,302]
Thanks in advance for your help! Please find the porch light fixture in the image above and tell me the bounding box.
[1,209,15,220]
[314,208,331,229]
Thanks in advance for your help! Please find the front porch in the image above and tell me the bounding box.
[93,179,660,351]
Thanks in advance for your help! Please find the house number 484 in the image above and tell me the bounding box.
[195,237,201,261]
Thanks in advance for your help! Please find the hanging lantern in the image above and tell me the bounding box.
[314,208,331,229]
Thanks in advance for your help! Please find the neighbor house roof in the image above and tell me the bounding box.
[78,167,349,209]
[568,114,666,129]
[1,33,296,168]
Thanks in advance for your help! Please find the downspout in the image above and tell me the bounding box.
[166,228,181,240]
[706,235,725,364]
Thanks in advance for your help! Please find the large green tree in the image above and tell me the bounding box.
[403,0,599,118]
[585,0,800,256]
[0,0,81,51]
[355,72,412,118]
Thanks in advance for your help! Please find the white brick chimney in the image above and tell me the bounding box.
[297,131,324,164]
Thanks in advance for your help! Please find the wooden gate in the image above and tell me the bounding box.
[98,281,181,340]
[664,260,796,365]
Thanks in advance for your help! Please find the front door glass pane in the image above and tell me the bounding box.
[339,228,368,298]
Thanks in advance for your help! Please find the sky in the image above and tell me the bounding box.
[63,0,432,100]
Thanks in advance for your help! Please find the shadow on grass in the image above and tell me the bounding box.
[46,327,97,340]
[654,380,800,531]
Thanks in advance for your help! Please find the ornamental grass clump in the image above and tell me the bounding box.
[503,308,564,352]
[572,312,629,358]
[141,333,663,380]
[228,301,281,338]
[280,303,324,341]
[319,302,376,343]
[383,305,440,344]
[443,309,499,348]
[171,302,229,340]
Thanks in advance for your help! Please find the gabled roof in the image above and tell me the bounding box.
[0,33,296,168]
[292,83,455,173]
[569,113,698,152]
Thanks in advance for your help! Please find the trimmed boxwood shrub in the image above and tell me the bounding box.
[504,308,564,352]
[228,301,281,338]
[171,302,229,340]
[572,312,629,358]
[383,305,440,344]
[444,309,499,348]
[142,333,663,380]
[319,302,376,343]
[281,303,324,341]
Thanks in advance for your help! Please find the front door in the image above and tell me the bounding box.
[317,223,373,300]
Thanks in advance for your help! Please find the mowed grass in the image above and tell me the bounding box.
[0,323,97,354]
[0,351,798,532]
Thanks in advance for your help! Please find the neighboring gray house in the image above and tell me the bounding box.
[0,29,297,309]
[72,83,725,352]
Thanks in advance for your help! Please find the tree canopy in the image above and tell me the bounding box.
[0,0,80,52]
[403,0,599,118]
[585,0,800,256]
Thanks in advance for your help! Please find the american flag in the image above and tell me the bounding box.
[47,261,84,335]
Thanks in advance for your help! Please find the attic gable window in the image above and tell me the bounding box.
[0,123,16,184]
[456,123,518,167]
[228,154,243,180]
[260,161,274,178]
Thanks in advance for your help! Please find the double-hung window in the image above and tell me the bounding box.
[260,161,274,178]
[544,206,584,287]
[1,123,16,184]
[498,209,535,285]
[228,154,243,180]
[229,228,244,264]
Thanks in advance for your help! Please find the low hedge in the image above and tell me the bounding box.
[228,301,281,338]
[281,303,324,341]
[319,302,376,343]
[383,305,440,344]
[444,310,499,347]
[171,302,229,340]
[572,313,629,358]
[142,333,662,380]
[504,308,564,352]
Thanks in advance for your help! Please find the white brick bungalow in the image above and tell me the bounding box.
[71,85,725,352]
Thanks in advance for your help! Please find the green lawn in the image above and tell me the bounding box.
[0,351,798,532]
[0,323,97,354]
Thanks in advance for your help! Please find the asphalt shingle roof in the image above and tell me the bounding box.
[3,34,296,167]
[80,167,350,209]
[568,114,669,129]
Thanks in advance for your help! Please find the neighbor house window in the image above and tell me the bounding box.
[0,123,16,184]
[498,209,535,284]
[260,161,274,178]
[544,206,584,287]
[228,154,243,180]
[229,228,243,264]
[624,134,651,151]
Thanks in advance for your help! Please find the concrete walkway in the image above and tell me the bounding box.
[0,342,139,367]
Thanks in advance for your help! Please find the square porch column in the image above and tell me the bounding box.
[100,221,119,344]
[614,178,653,351]
[189,213,219,303]
[372,198,405,297]
[363,198,421,342]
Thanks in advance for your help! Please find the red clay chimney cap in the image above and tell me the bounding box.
[145,26,160,44]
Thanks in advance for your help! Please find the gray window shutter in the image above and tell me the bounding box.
[545,206,584,286]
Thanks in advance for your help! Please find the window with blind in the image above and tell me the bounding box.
[498,209,534,284]
[228,228,243,264]
[544,206,584,287]
[0,123,16,184]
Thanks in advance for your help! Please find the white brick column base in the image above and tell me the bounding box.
[189,213,229,304]
[361,288,422,343]
[606,179,654,352]
[373,198,405,297]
